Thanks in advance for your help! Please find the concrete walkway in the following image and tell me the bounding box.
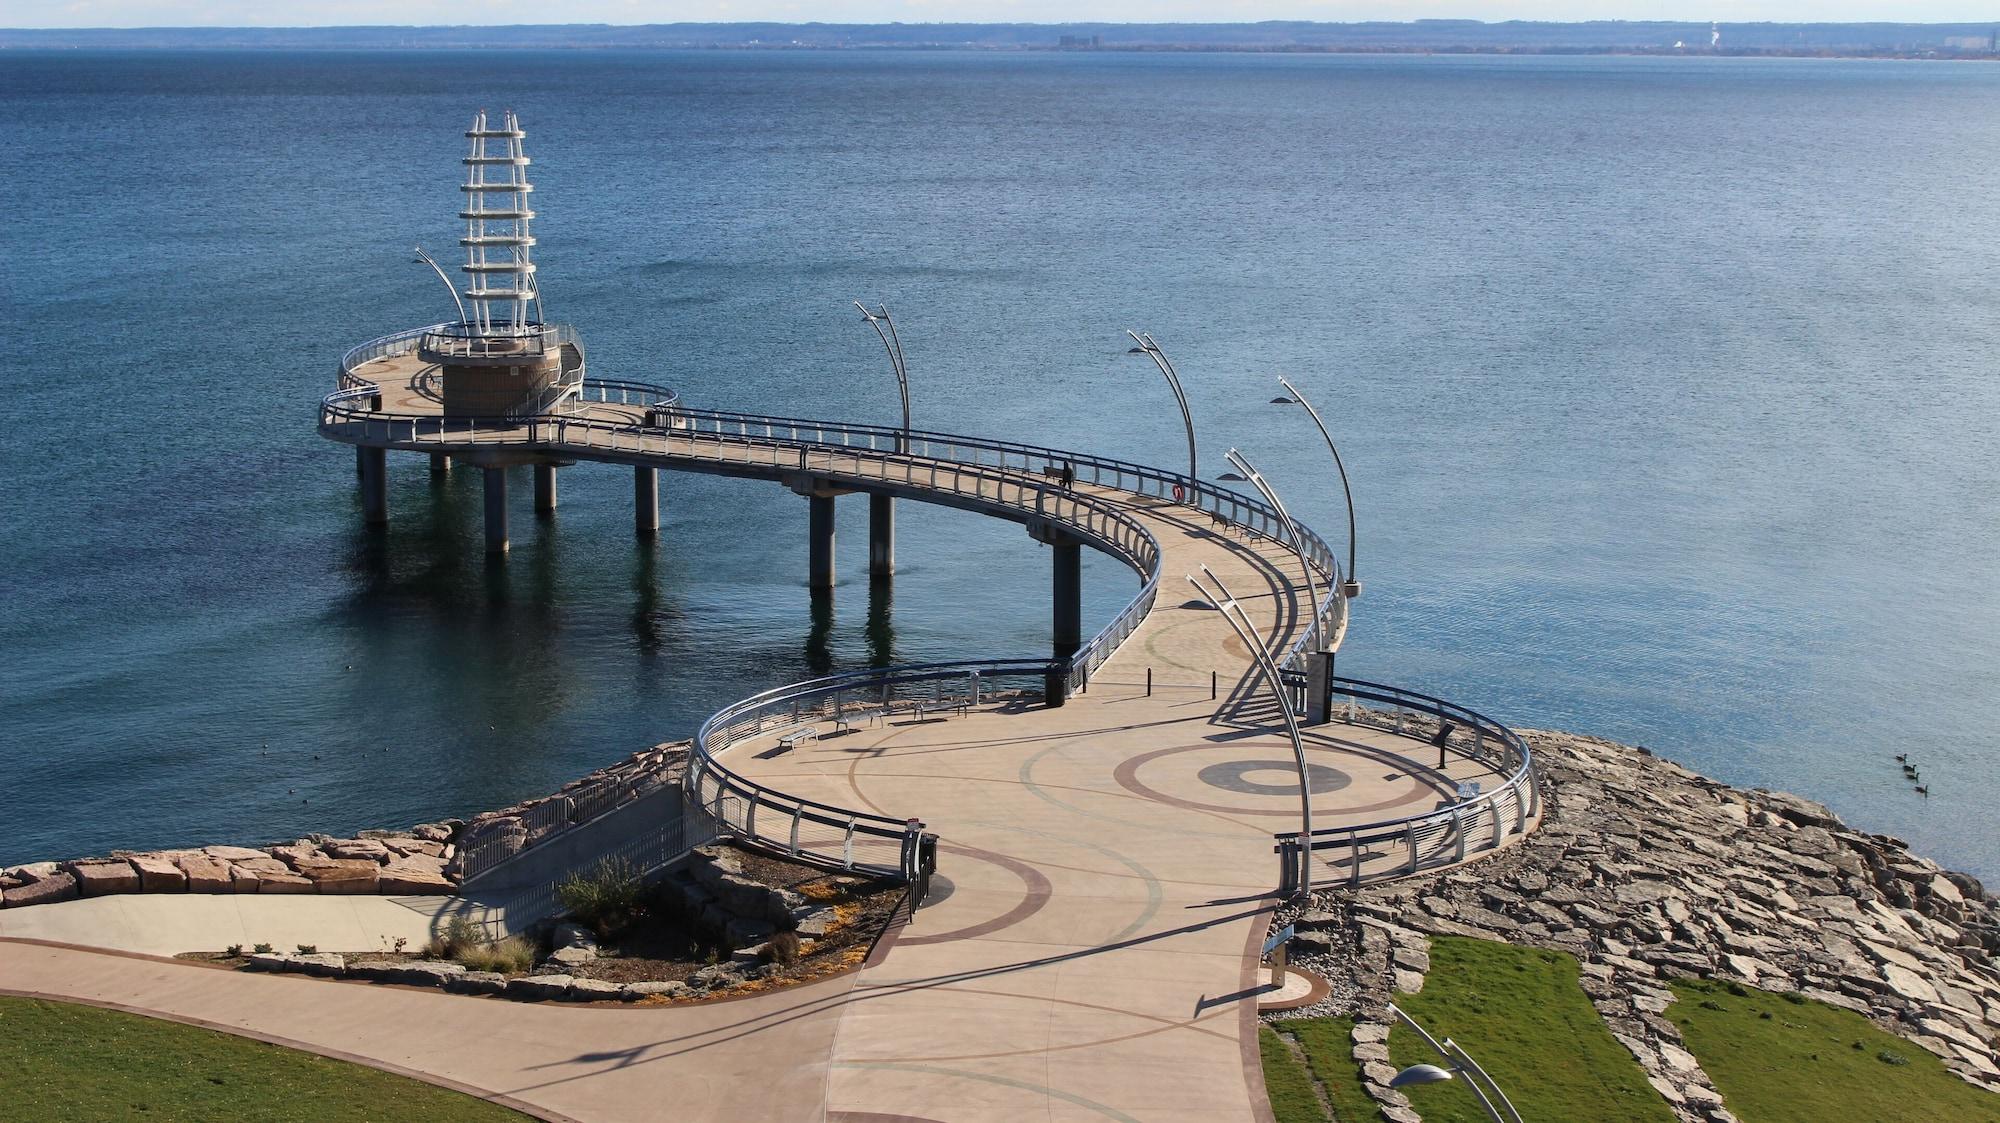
[0,894,470,958]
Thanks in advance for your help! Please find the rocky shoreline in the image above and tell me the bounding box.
[0,742,695,911]
[1267,727,2000,1123]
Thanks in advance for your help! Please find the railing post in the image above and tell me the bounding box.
[1452,806,1466,862]
[789,807,802,856]
[1406,826,1419,874]
[1350,836,1363,889]
[746,791,759,838]
[843,819,856,870]
[1491,798,1506,849]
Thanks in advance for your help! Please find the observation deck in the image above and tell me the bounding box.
[321,319,1540,1122]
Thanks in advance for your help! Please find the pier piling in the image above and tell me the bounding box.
[483,467,509,554]
[634,466,659,536]
[869,493,895,579]
[534,463,558,514]
[359,447,388,525]
[809,494,837,589]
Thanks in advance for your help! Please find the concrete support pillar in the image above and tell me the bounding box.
[483,467,509,555]
[809,494,837,590]
[869,493,895,579]
[359,447,388,525]
[1052,538,1082,661]
[634,466,659,536]
[429,452,451,475]
[356,446,367,477]
[534,463,558,514]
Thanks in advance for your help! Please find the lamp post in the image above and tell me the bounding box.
[1128,330,1197,489]
[1386,1003,1524,1123]
[1276,376,1360,599]
[412,245,468,324]
[854,301,911,454]
[1188,564,1312,899]
[1224,448,1324,655]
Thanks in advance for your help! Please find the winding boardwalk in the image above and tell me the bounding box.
[0,343,1529,1123]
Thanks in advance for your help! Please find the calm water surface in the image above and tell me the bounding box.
[3,51,1997,877]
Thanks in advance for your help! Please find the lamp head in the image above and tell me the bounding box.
[1389,1064,1456,1089]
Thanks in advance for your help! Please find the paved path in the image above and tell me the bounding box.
[0,353,1520,1121]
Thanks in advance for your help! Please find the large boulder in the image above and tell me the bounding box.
[504,974,574,1001]
[127,854,187,892]
[293,858,378,894]
[268,842,324,869]
[65,860,139,897]
[2,872,78,907]
[322,838,391,863]
[174,855,234,893]
[377,855,453,895]
[202,845,268,863]
[253,870,316,894]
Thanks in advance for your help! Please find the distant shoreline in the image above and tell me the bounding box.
[6,20,2000,61]
[4,44,1998,63]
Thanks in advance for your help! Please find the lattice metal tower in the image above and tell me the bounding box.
[460,109,540,337]
[420,110,582,417]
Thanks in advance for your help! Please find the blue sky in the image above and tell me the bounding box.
[9,2,1994,30]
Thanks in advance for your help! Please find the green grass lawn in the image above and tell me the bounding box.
[0,997,527,1122]
[1670,978,2000,1123]
[1264,1015,1386,1121]
[1386,937,1675,1123]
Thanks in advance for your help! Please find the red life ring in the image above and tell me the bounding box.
[1171,484,1185,502]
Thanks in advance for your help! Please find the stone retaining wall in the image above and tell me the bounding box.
[0,826,460,908]
[0,740,693,912]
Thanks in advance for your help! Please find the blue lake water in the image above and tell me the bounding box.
[3,50,1997,878]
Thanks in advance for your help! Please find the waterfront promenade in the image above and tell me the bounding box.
[0,334,1529,1122]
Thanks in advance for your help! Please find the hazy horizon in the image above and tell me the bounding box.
[10,9,2000,32]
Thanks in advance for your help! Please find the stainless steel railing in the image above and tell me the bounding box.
[1271,676,1538,893]
[326,325,1374,886]
[688,662,1050,875]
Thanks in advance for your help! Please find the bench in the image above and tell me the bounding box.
[775,727,819,753]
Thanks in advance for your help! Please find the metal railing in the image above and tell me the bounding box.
[1272,676,1538,894]
[328,324,1366,888]
[689,661,1050,875]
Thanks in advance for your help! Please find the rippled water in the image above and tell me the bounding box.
[3,50,1997,878]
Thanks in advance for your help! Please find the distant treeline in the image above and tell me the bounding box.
[5,21,2000,55]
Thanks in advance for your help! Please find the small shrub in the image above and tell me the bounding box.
[1878,1050,1910,1067]
[456,937,535,975]
[557,857,644,941]
[295,945,317,955]
[1699,1000,1728,1012]
[763,931,802,967]
[1724,981,1749,997]
[392,936,408,954]
[427,915,485,960]
[1758,1011,1773,1020]
[252,943,273,955]
[224,944,243,958]
[1784,991,1808,1005]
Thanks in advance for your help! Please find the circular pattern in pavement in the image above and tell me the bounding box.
[1196,759,1351,796]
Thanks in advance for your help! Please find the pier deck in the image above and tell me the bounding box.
[0,341,1534,1123]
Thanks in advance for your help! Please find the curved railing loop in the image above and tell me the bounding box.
[689,660,1055,875]
[1270,675,1539,892]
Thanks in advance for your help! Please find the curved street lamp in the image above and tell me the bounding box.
[413,245,468,324]
[854,301,911,453]
[1128,330,1197,489]
[1225,448,1325,655]
[1386,1003,1524,1123]
[1276,376,1360,599]
[1188,564,1312,899]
